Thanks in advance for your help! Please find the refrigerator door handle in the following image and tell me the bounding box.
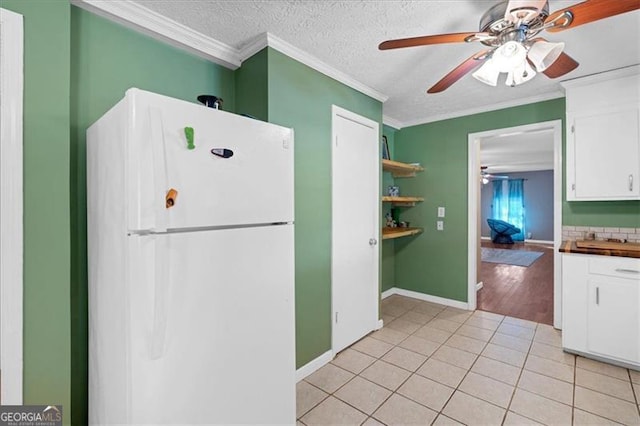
[150,236,171,359]
[149,107,169,232]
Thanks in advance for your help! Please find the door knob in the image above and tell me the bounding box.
[369,238,378,246]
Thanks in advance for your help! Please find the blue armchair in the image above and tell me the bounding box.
[487,219,521,244]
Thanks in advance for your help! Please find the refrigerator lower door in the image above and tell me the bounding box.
[127,225,295,424]
[126,89,294,232]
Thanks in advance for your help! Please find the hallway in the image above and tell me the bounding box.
[478,241,554,325]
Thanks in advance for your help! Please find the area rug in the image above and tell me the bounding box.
[481,247,544,267]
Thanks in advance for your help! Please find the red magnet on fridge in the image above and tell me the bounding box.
[166,188,178,208]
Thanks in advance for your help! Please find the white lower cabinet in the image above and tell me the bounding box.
[563,253,640,367]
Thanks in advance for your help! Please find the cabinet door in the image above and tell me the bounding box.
[587,276,640,363]
[568,106,640,200]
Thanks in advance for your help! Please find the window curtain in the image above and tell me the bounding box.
[492,180,507,221]
[491,179,526,241]
[507,179,525,241]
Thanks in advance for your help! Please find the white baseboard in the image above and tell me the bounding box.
[476,282,484,291]
[296,349,333,382]
[381,287,469,310]
[377,319,384,330]
[381,288,395,300]
[526,239,554,245]
[482,236,554,245]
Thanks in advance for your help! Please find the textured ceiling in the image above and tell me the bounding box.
[132,0,640,127]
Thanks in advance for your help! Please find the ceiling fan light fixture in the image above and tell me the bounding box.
[472,41,531,87]
[472,60,500,86]
[528,40,565,71]
[505,61,537,86]
[492,41,527,72]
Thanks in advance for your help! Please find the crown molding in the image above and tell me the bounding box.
[238,33,269,62]
[382,115,403,130]
[69,1,573,127]
[262,33,388,103]
[397,91,565,129]
[71,1,389,104]
[560,64,639,88]
[71,0,242,69]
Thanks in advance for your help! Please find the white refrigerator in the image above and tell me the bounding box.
[87,88,295,425]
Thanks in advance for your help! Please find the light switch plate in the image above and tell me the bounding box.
[437,207,445,217]
[437,221,444,231]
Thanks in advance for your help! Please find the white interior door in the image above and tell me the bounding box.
[332,106,379,353]
[0,7,23,405]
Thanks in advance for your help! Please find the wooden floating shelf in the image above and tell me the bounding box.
[382,159,424,178]
[382,227,423,240]
[382,196,424,206]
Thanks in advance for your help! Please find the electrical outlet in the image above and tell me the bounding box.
[437,207,445,217]
[437,221,444,231]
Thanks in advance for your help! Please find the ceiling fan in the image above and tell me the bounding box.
[378,0,640,93]
[481,166,509,184]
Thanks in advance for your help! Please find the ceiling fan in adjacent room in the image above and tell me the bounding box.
[481,166,509,184]
[378,0,640,93]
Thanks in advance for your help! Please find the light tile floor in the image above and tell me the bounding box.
[297,295,640,425]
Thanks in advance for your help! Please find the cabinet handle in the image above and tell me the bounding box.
[615,268,640,274]
[630,175,634,192]
[596,287,599,305]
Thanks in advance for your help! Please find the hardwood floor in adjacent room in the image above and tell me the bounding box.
[477,241,554,325]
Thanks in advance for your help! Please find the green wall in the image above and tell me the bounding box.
[393,97,640,302]
[0,0,71,422]
[394,99,566,302]
[381,125,397,292]
[564,201,640,227]
[70,7,235,424]
[15,2,635,421]
[235,48,268,121]
[264,48,383,368]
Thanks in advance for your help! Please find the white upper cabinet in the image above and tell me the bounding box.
[563,66,640,201]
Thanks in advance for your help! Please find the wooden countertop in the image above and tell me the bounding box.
[560,240,640,259]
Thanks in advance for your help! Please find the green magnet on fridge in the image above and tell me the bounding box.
[184,127,195,150]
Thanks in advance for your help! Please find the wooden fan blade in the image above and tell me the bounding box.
[427,50,491,94]
[543,51,580,78]
[546,0,640,32]
[379,32,481,50]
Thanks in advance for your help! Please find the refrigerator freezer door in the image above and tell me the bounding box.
[126,225,295,424]
[127,89,294,232]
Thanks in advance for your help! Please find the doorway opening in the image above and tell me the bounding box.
[467,121,563,329]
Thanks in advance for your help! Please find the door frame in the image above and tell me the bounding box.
[467,120,563,329]
[0,7,24,404]
[331,105,380,353]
